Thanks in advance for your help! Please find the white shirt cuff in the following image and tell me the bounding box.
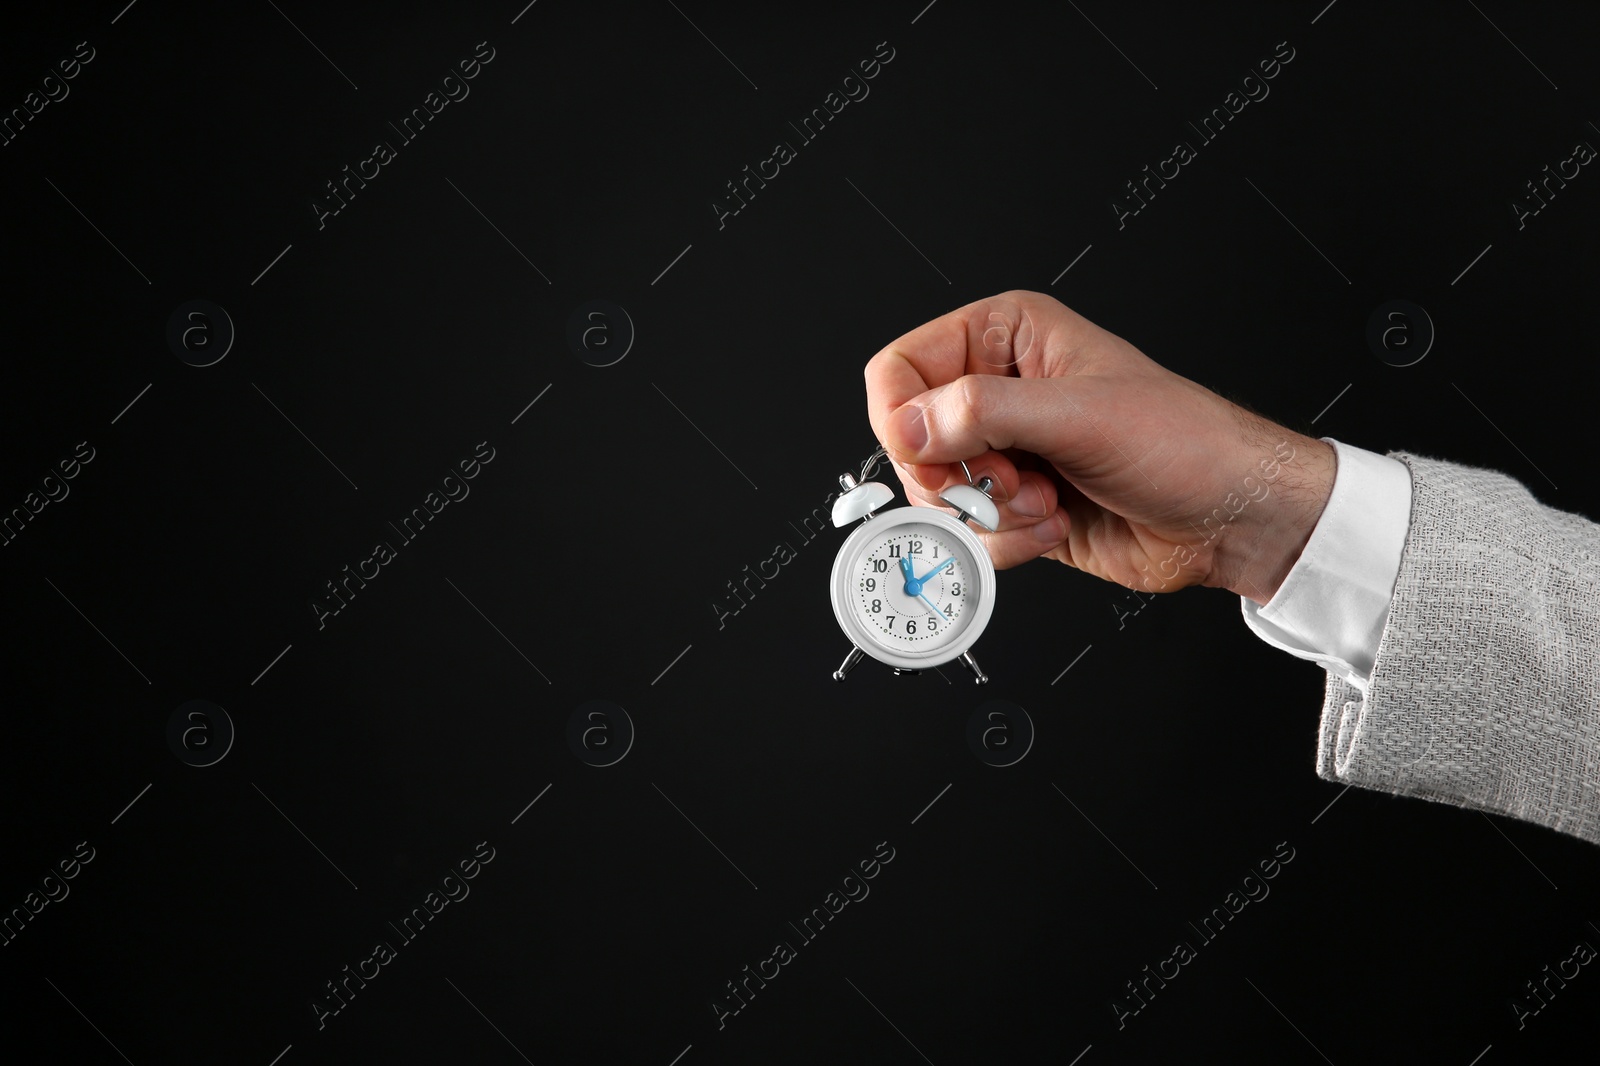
[1240,438,1413,692]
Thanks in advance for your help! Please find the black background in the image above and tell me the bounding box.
[3,1,1598,1063]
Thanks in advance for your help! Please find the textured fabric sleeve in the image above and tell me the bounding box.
[1316,451,1600,844]
[1241,438,1413,691]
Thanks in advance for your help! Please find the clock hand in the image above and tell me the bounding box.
[916,557,955,583]
[898,556,916,594]
[918,591,950,622]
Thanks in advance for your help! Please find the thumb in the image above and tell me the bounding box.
[886,374,1088,466]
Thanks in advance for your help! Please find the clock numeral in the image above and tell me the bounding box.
[906,619,918,634]
[886,615,896,629]
[865,578,876,591]
[951,582,962,596]
[929,617,937,629]
[870,599,882,613]
[909,539,924,555]
[944,603,953,615]
[872,559,888,573]
[933,545,940,559]
[887,543,901,558]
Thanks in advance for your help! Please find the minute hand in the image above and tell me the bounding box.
[916,557,955,582]
[917,591,950,622]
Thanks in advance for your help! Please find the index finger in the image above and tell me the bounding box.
[864,291,1038,490]
[864,294,1015,437]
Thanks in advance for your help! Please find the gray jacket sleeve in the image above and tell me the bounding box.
[1316,451,1600,844]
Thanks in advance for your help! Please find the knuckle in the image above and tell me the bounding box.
[947,375,988,432]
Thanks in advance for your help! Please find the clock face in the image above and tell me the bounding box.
[853,523,971,646]
[830,508,995,670]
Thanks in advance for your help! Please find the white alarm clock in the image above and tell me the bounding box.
[828,448,998,683]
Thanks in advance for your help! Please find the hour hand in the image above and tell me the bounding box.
[898,556,915,592]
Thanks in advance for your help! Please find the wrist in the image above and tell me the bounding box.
[1212,431,1337,606]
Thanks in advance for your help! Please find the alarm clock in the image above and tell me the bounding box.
[828,448,998,684]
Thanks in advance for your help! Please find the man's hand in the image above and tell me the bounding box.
[863,290,1336,605]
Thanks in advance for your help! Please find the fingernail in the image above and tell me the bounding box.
[890,404,928,453]
[1031,511,1067,543]
[1013,483,1048,518]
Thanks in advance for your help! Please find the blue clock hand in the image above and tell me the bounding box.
[916,557,955,583]
[899,556,916,594]
[918,591,950,622]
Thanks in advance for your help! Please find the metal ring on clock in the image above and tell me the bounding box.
[957,459,995,500]
[859,444,889,482]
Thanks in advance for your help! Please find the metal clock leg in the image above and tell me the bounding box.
[833,645,865,681]
[957,651,989,685]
